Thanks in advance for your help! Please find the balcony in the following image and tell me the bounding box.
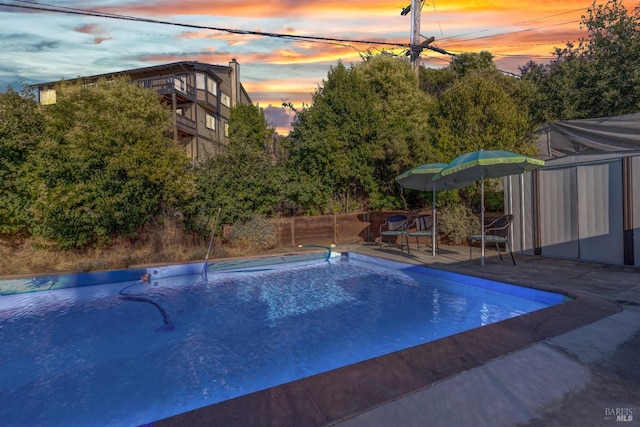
[138,77,195,103]
[196,90,219,113]
[175,114,197,136]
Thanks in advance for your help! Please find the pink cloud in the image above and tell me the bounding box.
[93,37,112,44]
[99,0,404,19]
[73,24,103,35]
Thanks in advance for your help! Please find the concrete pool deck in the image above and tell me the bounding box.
[156,243,640,427]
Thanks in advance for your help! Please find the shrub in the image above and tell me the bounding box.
[24,77,192,249]
[483,188,504,213]
[438,204,480,245]
[228,215,278,254]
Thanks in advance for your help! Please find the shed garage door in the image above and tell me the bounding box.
[539,159,623,264]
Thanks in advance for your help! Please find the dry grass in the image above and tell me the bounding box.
[0,217,232,276]
[0,214,295,277]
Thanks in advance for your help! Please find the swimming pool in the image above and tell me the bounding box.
[0,252,564,426]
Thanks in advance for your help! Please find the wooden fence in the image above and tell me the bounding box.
[268,211,504,248]
[269,212,412,248]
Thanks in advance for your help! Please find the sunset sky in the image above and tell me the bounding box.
[0,0,600,133]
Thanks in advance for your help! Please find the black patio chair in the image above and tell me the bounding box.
[408,214,438,254]
[468,214,515,265]
[378,214,410,254]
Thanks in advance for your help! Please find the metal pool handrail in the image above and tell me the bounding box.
[298,244,336,261]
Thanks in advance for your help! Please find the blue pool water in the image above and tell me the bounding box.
[0,253,563,426]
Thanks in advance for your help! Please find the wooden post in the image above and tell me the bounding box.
[171,91,177,146]
[276,219,283,248]
[365,212,371,242]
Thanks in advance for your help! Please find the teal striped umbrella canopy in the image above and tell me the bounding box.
[396,163,476,191]
[433,150,545,266]
[433,150,545,186]
[395,163,474,256]
[395,163,448,191]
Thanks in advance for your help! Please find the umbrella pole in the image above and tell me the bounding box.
[481,174,485,266]
[432,183,436,256]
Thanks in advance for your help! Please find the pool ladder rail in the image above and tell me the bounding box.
[298,244,336,261]
[200,207,222,284]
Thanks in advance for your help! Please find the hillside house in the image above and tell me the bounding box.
[34,60,252,162]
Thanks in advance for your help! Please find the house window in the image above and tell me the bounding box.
[207,78,217,95]
[221,92,231,107]
[205,112,216,130]
[196,72,217,95]
[174,74,186,91]
[39,89,56,105]
[224,121,229,137]
[196,73,205,90]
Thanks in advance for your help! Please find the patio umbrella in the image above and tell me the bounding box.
[433,150,545,266]
[395,163,473,256]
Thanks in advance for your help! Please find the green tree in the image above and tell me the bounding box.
[286,55,436,213]
[187,104,281,233]
[419,66,455,97]
[285,61,381,214]
[430,51,537,155]
[432,74,533,157]
[0,87,43,236]
[450,51,498,77]
[26,77,192,248]
[521,0,640,122]
[415,52,537,213]
[420,51,501,97]
[358,54,436,208]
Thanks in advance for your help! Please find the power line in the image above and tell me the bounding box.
[2,0,586,64]
[517,7,588,25]
[2,1,412,49]
[441,20,582,46]
[430,6,587,49]
[2,0,459,56]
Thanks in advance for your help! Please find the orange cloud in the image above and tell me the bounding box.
[142,40,365,68]
[94,0,594,70]
[107,0,597,134]
[179,30,250,46]
[244,77,322,95]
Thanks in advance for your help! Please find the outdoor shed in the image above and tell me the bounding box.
[505,113,640,266]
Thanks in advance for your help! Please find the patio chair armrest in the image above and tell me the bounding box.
[484,235,507,243]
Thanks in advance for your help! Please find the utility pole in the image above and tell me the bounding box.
[402,0,433,75]
[410,0,421,73]
[401,2,454,75]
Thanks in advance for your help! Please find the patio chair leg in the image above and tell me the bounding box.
[507,241,516,266]
[495,243,503,261]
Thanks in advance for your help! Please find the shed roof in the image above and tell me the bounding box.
[535,112,640,160]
